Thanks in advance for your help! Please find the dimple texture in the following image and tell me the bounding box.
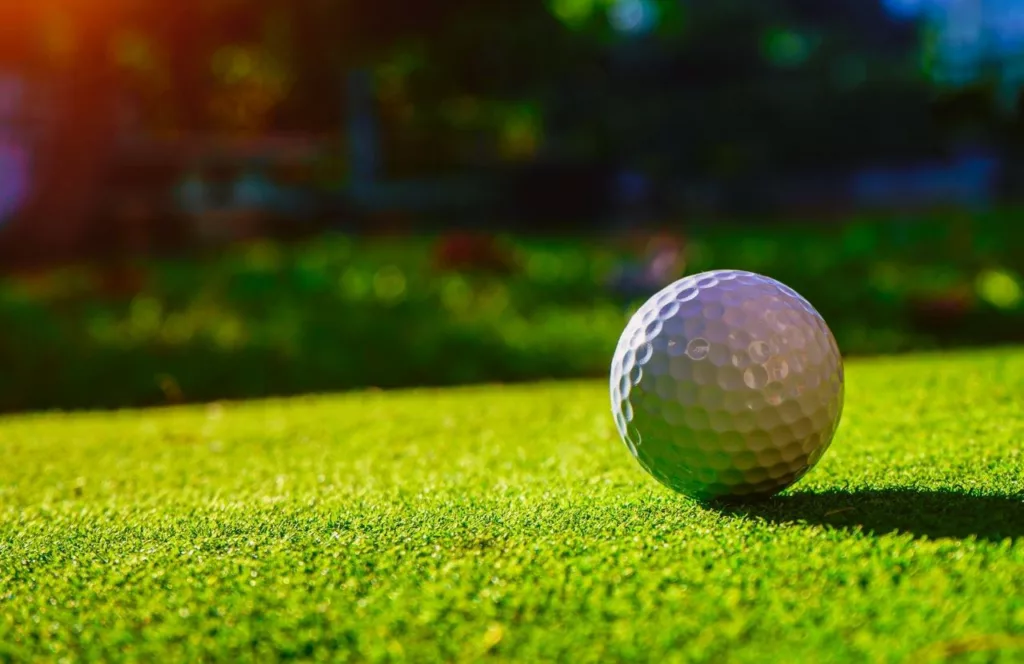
[610,270,845,502]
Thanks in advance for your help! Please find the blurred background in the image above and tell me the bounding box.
[1,0,1023,412]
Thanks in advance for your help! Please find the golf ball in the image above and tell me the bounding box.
[610,269,844,502]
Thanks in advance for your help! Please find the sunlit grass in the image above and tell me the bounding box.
[1,346,1022,661]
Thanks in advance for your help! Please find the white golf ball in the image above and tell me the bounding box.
[610,269,845,502]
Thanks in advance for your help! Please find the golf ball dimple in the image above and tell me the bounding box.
[610,269,845,502]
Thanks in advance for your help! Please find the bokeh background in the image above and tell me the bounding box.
[1,0,1023,412]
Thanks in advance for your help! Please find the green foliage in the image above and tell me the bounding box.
[0,348,1023,661]
[0,217,1023,412]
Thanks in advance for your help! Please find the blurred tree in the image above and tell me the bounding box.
[0,2,126,266]
[0,0,1013,263]
[544,0,937,179]
[0,0,310,265]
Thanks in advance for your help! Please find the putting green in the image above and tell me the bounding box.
[1,347,1022,662]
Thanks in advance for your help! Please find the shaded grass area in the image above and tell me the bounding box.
[1,215,1024,412]
[728,489,1024,541]
[1,347,1023,662]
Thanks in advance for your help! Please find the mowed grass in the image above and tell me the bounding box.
[1,348,1023,663]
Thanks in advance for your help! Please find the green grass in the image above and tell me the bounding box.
[1,347,1023,662]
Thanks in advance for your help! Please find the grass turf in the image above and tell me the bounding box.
[1,347,1023,662]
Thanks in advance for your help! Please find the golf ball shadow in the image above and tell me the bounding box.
[715,488,1024,542]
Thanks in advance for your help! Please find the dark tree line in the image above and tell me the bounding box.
[0,1,1021,263]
